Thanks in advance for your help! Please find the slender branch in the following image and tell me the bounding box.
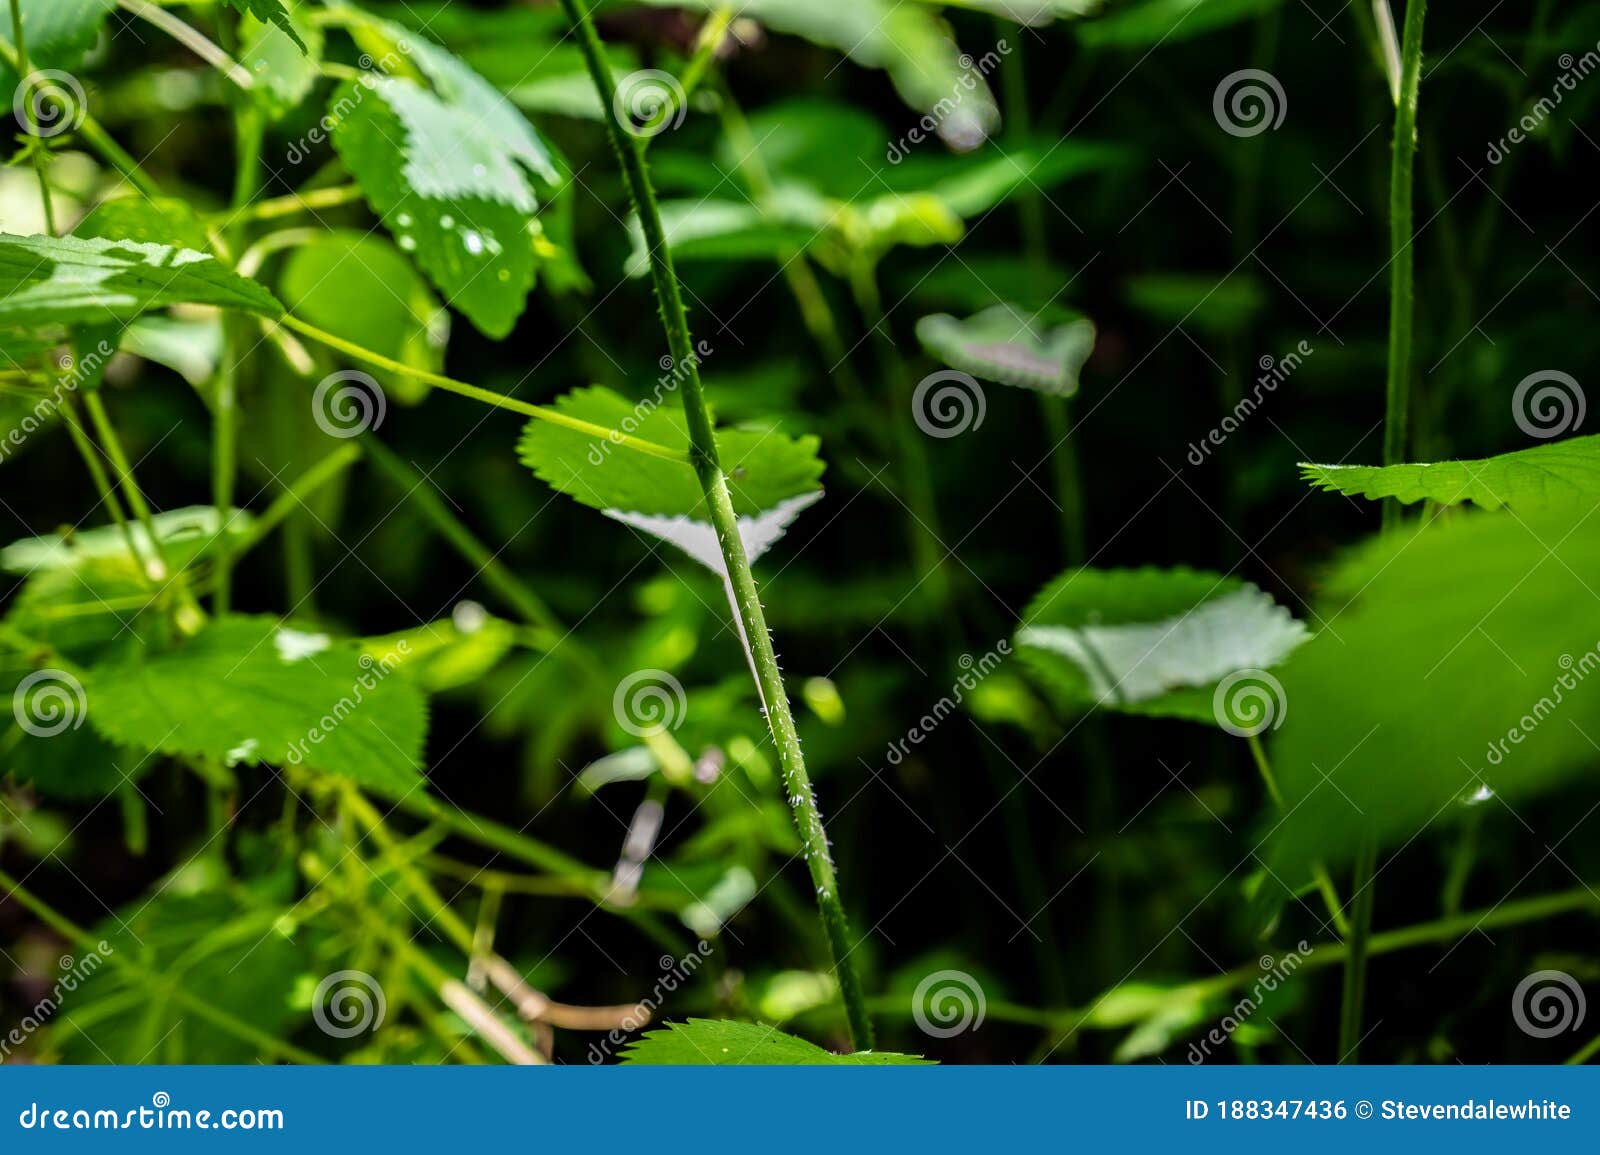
[558,0,873,1049]
[1338,835,1378,1062]
[1380,0,1426,531]
[214,185,365,224]
[277,316,690,465]
[8,2,56,234]
[117,0,255,90]
[224,443,362,563]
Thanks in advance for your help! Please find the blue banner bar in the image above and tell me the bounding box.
[2,1066,1595,1151]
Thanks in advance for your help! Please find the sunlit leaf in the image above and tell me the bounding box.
[620,1018,930,1065]
[1301,436,1600,513]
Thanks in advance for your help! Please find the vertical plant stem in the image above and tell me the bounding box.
[559,0,873,1049]
[1246,735,1350,936]
[1338,835,1378,1061]
[1380,0,1426,532]
[59,400,146,582]
[8,3,57,235]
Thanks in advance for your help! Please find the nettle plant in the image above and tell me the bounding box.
[0,0,1595,1066]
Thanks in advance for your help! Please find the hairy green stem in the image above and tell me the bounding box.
[1380,0,1426,531]
[559,0,873,1049]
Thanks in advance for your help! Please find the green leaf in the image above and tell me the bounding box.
[1079,0,1284,47]
[516,386,825,520]
[1300,436,1600,513]
[620,1018,930,1065]
[73,195,213,252]
[0,232,282,325]
[278,230,448,397]
[87,615,429,792]
[916,304,1095,396]
[362,610,517,694]
[329,20,562,338]
[224,0,306,53]
[1,504,252,577]
[1016,567,1308,724]
[626,193,827,278]
[1264,510,1600,886]
[0,0,116,91]
[884,142,1127,219]
[239,0,323,116]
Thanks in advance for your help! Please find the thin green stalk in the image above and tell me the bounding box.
[559,0,873,1049]
[212,347,240,613]
[1338,835,1378,1061]
[0,867,325,1064]
[278,316,689,464]
[1246,735,1350,936]
[212,184,364,224]
[358,434,564,644]
[225,443,362,561]
[59,399,146,585]
[1380,0,1426,531]
[8,2,56,235]
[117,0,254,90]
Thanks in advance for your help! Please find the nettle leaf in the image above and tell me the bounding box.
[73,196,213,252]
[1078,0,1284,47]
[516,386,825,520]
[87,615,428,792]
[620,1018,929,1065]
[224,0,306,54]
[650,0,997,147]
[1016,567,1308,723]
[0,233,282,325]
[330,20,562,338]
[0,0,116,91]
[1265,510,1600,887]
[362,609,518,694]
[1301,436,1600,513]
[279,231,448,396]
[916,304,1095,396]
